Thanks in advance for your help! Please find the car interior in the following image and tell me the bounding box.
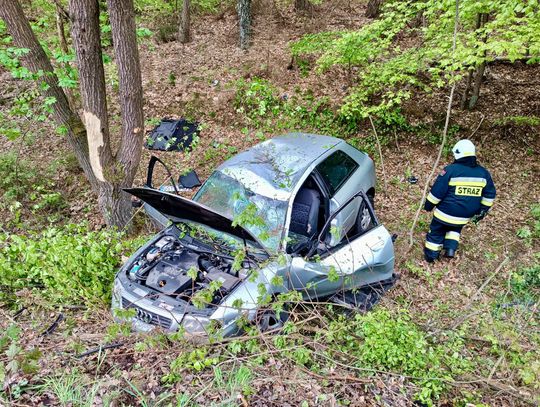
[286,174,328,254]
[287,172,378,256]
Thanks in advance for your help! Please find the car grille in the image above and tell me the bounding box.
[121,297,172,330]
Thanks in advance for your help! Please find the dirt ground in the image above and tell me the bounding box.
[1,1,539,405]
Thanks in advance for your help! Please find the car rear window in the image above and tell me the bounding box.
[316,150,359,196]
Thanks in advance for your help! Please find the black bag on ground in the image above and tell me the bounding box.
[145,118,199,152]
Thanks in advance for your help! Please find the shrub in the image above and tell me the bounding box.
[510,264,540,303]
[233,78,348,137]
[0,223,145,306]
[0,152,67,227]
[233,77,283,123]
[324,309,471,404]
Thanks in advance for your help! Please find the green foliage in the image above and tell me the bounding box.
[162,348,220,383]
[494,115,540,127]
[516,203,540,244]
[213,365,254,398]
[233,78,348,137]
[234,77,283,123]
[291,0,540,122]
[0,223,145,306]
[510,263,540,302]
[0,152,67,228]
[323,309,471,404]
[0,324,41,393]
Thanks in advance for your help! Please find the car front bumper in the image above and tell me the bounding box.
[111,276,240,338]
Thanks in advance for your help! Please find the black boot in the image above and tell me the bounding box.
[444,248,456,258]
[424,252,438,263]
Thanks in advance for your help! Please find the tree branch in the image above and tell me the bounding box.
[368,115,388,195]
[408,0,460,248]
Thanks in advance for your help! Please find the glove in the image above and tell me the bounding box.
[471,210,488,224]
[424,200,435,212]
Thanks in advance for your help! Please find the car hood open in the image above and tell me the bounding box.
[125,187,268,253]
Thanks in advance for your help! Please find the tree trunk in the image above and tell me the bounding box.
[55,3,76,109]
[468,61,486,109]
[178,0,191,43]
[69,0,114,182]
[0,0,98,190]
[2,0,145,229]
[468,13,489,110]
[106,0,145,222]
[237,0,251,50]
[460,69,474,109]
[98,182,134,229]
[365,0,383,18]
[461,13,482,109]
[294,0,313,14]
[56,7,69,54]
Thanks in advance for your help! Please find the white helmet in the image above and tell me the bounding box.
[452,139,476,160]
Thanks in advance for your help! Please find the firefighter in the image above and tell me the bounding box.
[423,139,496,262]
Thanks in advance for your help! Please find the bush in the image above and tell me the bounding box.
[324,309,471,404]
[0,152,67,227]
[510,263,540,303]
[233,78,348,137]
[0,223,145,307]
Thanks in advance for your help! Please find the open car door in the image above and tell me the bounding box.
[288,191,395,299]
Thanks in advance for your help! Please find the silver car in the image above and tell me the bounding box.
[112,133,395,337]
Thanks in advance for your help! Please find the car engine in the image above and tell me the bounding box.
[126,235,249,307]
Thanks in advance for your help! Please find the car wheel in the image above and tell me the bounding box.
[254,308,289,333]
[355,199,374,235]
[367,192,375,208]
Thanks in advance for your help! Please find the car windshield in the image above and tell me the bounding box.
[193,170,288,252]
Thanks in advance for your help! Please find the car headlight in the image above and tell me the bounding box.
[182,316,211,335]
[111,279,123,307]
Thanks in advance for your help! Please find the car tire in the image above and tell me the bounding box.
[254,308,289,333]
[354,198,375,235]
[367,192,375,208]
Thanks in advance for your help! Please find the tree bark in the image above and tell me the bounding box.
[55,5,69,54]
[2,0,145,229]
[106,0,145,227]
[55,3,76,110]
[69,0,114,182]
[294,0,313,14]
[237,0,251,50]
[468,13,489,110]
[468,61,485,109]
[365,0,383,18]
[178,0,191,43]
[461,13,482,109]
[0,0,98,189]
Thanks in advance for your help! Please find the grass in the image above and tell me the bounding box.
[39,371,99,407]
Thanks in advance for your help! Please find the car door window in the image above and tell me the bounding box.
[316,150,359,196]
[317,193,378,256]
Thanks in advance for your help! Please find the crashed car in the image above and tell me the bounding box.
[112,133,395,337]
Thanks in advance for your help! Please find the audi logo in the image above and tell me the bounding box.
[135,308,153,324]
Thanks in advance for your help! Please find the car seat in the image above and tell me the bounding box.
[290,188,321,238]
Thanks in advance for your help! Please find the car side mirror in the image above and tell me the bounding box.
[178,170,201,189]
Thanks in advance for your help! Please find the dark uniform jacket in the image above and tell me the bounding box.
[424,157,496,226]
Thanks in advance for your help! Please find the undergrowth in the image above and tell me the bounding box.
[0,223,145,307]
[233,77,349,138]
[0,152,67,229]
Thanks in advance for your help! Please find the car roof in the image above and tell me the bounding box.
[216,133,343,200]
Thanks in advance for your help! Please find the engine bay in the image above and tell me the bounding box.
[126,234,251,307]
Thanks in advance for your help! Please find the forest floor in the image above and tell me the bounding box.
[0,1,539,406]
